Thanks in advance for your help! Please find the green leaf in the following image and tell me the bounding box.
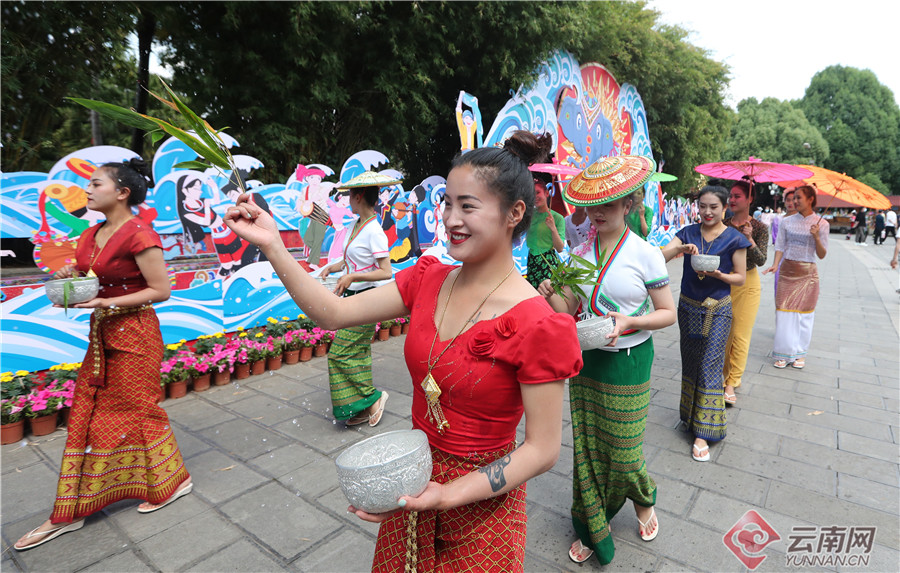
[66,97,159,131]
[150,129,167,146]
[141,114,231,170]
[63,281,71,317]
[158,78,226,158]
[173,160,213,170]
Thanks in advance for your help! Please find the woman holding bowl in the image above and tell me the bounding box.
[660,185,750,462]
[538,155,676,565]
[224,130,582,571]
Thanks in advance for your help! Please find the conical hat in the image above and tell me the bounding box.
[563,155,656,207]
[337,171,403,189]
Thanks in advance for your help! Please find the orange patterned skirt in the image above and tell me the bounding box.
[50,307,189,523]
[372,442,526,573]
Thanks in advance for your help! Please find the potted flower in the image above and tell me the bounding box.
[210,341,237,385]
[297,330,315,362]
[1,396,29,444]
[397,316,411,335]
[189,353,213,392]
[249,332,267,374]
[194,332,229,356]
[45,369,77,425]
[161,350,193,399]
[264,336,284,370]
[311,328,329,357]
[376,321,392,341]
[388,319,402,337]
[265,316,292,339]
[283,330,302,364]
[25,388,66,436]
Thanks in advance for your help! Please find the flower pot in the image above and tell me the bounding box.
[192,373,211,392]
[251,359,266,375]
[283,349,300,364]
[314,343,327,357]
[60,407,71,426]
[167,379,189,399]
[299,346,314,362]
[267,356,283,370]
[401,323,409,334]
[213,370,231,386]
[235,362,251,380]
[29,413,59,437]
[377,329,391,341]
[389,325,401,337]
[1,420,25,445]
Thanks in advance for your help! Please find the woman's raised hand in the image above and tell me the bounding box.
[537,279,555,299]
[54,264,76,279]
[223,194,281,250]
[681,243,699,256]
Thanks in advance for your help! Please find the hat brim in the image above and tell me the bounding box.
[562,155,656,207]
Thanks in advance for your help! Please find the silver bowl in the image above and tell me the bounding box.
[691,254,721,273]
[335,429,432,514]
[316,275,341,291]
[576,315,615,351]
[45,277,99,306]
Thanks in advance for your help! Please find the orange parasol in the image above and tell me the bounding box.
[778,165,891,210]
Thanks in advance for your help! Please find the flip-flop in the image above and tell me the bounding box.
[369,391,389,427]
[638,507,659,541]
[724,390,737,406]
[773,360,788,369]
[568,539,594,563]
[345,413,369,426]
[14,520,84,551]
[137,482,193,514]
[692,443,710,462]
[792,359,805,369]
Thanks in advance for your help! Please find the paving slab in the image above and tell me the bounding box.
[136,509,243,571]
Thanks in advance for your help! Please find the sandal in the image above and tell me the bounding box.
[568,539,594,563]
[638,507,659,541]
[137,481,193,514]
[692,443,710,462]
[773,359,788,369]
[14,519,84,551]
[369,391,389,427]
[792,358,805,369]
[345,413,369,426]
[724,389,737,406]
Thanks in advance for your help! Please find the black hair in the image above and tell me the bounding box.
[697,185,729,208]
[451,130,553,239]
[175,174,208,243]
[412,184,427,203]
[730,178,754,200]
[101,157,154,205]
[350,186,379,207]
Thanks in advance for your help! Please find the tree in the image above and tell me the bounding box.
[856,172,890,196]
[799,66,900,194]
[722,97,829,166]
[564,1,734,195]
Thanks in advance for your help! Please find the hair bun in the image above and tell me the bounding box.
[127,157,154,187]
[503,130,553,166]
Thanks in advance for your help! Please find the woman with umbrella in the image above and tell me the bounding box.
[223,131,582,571]
[538,155,676,564]
[762,185,829,369]
[660,185,750,462]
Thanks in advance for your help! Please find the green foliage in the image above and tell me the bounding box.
[799,66,900,194]
[855,172,890,196]
[548,253,602,300]
[723,97,829,166]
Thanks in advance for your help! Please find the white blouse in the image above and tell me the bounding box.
[774,213,829,263]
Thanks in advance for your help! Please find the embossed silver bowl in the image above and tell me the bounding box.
[576,315,615,351]
[335,429,432,514]
[691,254,720,273]
[316,275,340,291]
[45,277,99,306]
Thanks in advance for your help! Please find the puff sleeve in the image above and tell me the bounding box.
[394,255,442,311]
[129,222,163,256]
[512,311,582,383]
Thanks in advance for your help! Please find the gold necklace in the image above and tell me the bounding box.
[421,264,516,434]
[697,224,724,280]
[88,217,133,277]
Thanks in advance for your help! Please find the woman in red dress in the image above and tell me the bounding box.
[15,158,192,551]
[224,131,583,571]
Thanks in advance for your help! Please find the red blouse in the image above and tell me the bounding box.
[396,256,582,456]
[74,218,162,299]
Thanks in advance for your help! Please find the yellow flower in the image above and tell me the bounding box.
[298,314,307,319]
[282,316,290,321]
[15,370,29,376]
[239,332,247,338]
[236,326,245,331]
[179,339,186,343]
[267,317,278,324]
[166,344,180,351]
[0,374,13,383]
[255,332,264,338]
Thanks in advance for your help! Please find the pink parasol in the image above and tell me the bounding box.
[694,157,814,183]
[528,163,582,178]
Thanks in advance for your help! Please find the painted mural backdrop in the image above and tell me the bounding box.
[1,50,670,373]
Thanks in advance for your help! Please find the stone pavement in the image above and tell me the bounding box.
[2,238,898,572]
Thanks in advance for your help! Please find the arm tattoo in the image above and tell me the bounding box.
[478,453,512,493]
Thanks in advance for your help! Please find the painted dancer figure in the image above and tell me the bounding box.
[224,131,581,571]
[762,185,828,369]
[15,158,191,551]
[538,157,676,565]
[661,185,749,463]
[176,174,247,277]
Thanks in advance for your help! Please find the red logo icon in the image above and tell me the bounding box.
[723,510,781,570]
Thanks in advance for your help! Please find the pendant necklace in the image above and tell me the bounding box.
[421,265,516,434]
[87,217,133,277]
[697,225,724,281]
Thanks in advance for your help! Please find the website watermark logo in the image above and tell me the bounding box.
[723,510,781,570]
[786,525,876,567]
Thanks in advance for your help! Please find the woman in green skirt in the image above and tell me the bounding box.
[539,157,676,565]
[319,173,395,427]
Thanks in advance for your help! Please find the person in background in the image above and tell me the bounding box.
[884,207,897,243]
[660,185,749,463]
[721,180,768,407]
[874,210,885,246]
[525,169,566,288]
[223,130,582,571]
[762,185,828,369]
[564,205,592,249]
[625,185,654,240]
[15,158,192,551]
[854,208,868,244]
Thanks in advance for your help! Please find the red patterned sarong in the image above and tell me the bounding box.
[372,442,526,573]
[50,306,189,523]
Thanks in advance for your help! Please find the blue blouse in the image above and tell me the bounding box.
[675,224,751,301]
